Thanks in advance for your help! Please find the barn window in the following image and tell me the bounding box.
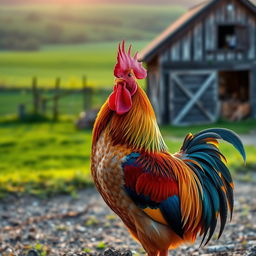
[217,25,249,50]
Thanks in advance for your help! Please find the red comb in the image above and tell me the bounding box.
[114,41,147,79]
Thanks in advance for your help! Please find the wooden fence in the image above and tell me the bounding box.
[17,76,109,121]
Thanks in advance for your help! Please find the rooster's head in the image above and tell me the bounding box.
[108,41,147,115]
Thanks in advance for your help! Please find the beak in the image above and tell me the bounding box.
[115,78,126,85]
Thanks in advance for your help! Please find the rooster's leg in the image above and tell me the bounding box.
[159,250,168,256]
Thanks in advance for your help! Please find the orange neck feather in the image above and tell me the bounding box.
[92,86,168,153]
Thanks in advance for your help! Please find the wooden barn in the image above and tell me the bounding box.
[140,0,256,125]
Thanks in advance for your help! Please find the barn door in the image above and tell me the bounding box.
[170,71,218,125]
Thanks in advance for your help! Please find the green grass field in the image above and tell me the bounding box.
[161,119,256,137]
[0,41,149,88]
[0,4,185,89]
[0,120,255,197]
[0,121,92,197]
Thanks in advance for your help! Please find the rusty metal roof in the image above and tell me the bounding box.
[139,0,256,62]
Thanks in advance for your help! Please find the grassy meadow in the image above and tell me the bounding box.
[0,119,256,197]
[0,41,149,88]
[0,4,185,88]
[0,121,92,197]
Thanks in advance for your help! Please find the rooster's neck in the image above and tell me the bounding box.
[93,87,168,153]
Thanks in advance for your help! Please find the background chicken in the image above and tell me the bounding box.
[91,41,246,256]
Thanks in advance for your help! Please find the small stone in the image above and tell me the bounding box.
[75,225,86,233]
[206,244,235,253]
[103,248,120,256]
[9,219,21,226]
[247,246,256,256]
[121,250,132,256]
[27,249,39,256]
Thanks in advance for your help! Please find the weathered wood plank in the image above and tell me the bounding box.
[205,14,216,52]
[182,33,191,61]
[159,50,168,63]
[227,1,235,22]
[158,66,165,124]
[171,42,181,61]
[248,18,256,60]
[193,23,203,61]
[227,52,235,60]
[216,53,225,61]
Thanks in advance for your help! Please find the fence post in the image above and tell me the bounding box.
[18,104,26,121]
[82,76,92,110]
[53,77,60,121]
[32,77,40,114]
[41,98,47,114]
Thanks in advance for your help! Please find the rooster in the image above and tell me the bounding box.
[91,41,246,256]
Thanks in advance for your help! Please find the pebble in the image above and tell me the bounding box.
[246,246,256,256]
[206,244,235,253]
[27,249,39,256]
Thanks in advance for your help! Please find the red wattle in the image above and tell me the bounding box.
[108,89,117,111]
[108,83,132,115]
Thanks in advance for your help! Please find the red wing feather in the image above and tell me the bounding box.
[136,173,178,202]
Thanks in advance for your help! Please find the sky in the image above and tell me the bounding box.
[1,0,255,9]
[0,0,203,7]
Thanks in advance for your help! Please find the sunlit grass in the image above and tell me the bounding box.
[0,121,92,197]
[0,120,255,197]
[161,119,256,137]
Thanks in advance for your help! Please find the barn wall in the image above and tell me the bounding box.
[160,0,256,64]
[251,66,256,118]
[146,57,164,124]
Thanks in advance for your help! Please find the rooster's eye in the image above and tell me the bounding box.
[128,73,132,77]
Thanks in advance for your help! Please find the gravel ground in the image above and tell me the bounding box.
[0,181,256,256]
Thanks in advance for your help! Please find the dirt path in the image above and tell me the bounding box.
[0,181,256,256]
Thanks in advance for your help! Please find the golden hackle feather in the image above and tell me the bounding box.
[93,86,167,153]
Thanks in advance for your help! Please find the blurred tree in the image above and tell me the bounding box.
[46,23,63,44]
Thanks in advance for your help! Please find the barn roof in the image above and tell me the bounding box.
[139,0,256,62]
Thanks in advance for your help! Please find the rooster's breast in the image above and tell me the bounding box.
[91,132,135,227]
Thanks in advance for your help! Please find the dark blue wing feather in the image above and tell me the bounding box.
[160,195,184,237]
